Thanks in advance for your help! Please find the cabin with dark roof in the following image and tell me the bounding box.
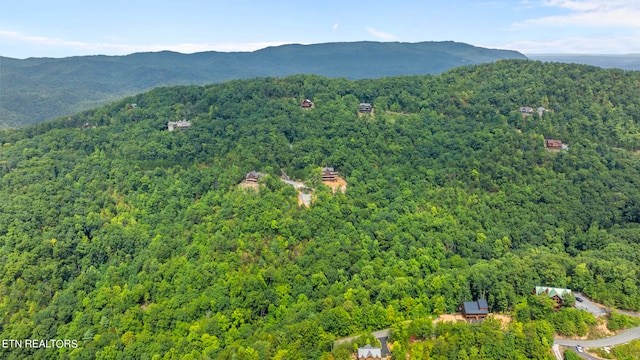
[246,171,261,183]
[461,299,489,320]
[359,103,373,113]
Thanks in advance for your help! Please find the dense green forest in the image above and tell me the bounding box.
[1,59,640,359]
[0,41,525,128]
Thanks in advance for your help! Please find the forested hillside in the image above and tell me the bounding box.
[0,41,525,128]
[1,60,640,359]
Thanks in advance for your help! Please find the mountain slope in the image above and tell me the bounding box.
[1,60,639,359]
[0,41,525,128]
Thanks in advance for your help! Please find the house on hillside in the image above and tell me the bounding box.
[461,299,489,321]
[519,106,535,115]
[301,99,314,109]
[544,139,569,151]
[245,171,265,183]
[359,103,373,113]
[321,167,338,182]
[534,286,572,309]
[168,120,192,131]
[358,344,382,360]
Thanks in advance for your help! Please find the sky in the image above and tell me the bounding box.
[1,0,639,59]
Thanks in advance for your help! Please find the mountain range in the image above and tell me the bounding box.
[527,54,640,71]
[0,41,525,128]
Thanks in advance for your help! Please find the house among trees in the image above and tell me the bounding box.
[167,120,192,131]
[534,286,572,309]
[544,139,569,151]
[245,171,265,183]
[301,99,314,109]
[461,299,489,320]
[357,344,382,360]
[519,106,535,115]
[321,167,339,182]
[359,103,373,113]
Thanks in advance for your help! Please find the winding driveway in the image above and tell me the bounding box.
[554,326,640,347]
[556,293,640,347]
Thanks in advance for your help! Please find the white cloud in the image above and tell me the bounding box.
[366,27,396,40]
[0,30,291,57]
[333,23,339,30]
[516,0,640,27]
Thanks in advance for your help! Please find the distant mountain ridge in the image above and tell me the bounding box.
[527,54,640,70]
[0,41,526,128]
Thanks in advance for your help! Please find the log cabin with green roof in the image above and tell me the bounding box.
[534,286,572,309]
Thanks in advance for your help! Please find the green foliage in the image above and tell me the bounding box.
[610,339,640,360]
[607,310,640,331]
[551,308,595,336]
[0,61,640,358]
[563,348,582,360]
[0,42,525,128]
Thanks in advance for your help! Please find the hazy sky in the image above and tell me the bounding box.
[1,0,639,58]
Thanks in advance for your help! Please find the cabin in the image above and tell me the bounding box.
[321,167,338,182]
[301,99,314,109]
[534,286,572,309]
[359,103,373,113]
[358,344,382,360]
[245,171,262,183]
[168,120,192,131]
[545,139,568,151]
[461,299,489,320]
[519,106,535,115]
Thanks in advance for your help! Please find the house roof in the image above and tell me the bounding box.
[358,344,382,358]
[462,300,489,315]
[477,299,488,309]
[535,286,572,299]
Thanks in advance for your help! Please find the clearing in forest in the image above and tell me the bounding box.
[322,176,347,194]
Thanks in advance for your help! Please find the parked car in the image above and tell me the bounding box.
[576,297,584,302]
[576,345,584,353]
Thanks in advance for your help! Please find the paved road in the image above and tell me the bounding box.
[334,329,391,347]
[617,309,640,318]
[554,326,640,347]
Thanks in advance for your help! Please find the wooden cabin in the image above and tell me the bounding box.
[321,167,338,182]
[545,139,568,151]
[534,286,572,309]
[301,99,314,109]
[246,171,260,183]
[461,299,489,320]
